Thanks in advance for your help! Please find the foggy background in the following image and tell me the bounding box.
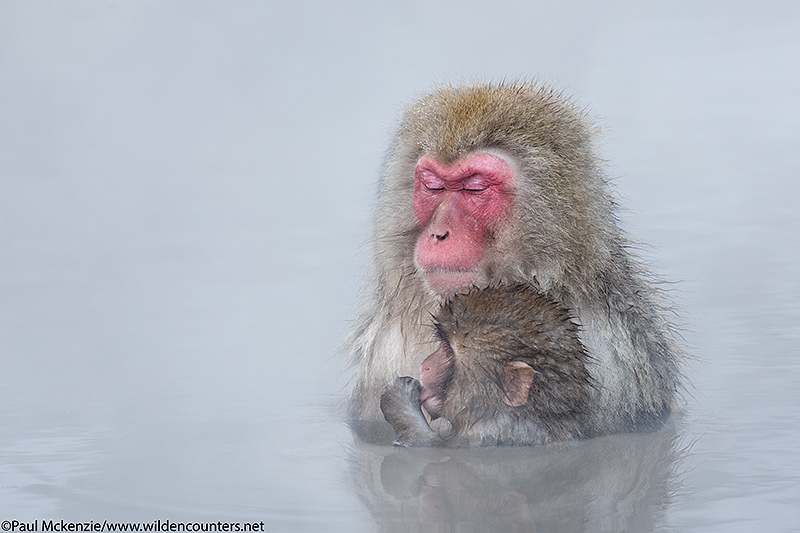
[1,1,798,530]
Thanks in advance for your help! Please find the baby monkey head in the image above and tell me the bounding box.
[422,284,591,426]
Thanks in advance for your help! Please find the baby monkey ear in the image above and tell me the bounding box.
[502,361,536,407]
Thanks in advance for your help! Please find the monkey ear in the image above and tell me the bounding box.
[502,361,536,407]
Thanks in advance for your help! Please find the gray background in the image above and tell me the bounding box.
[1,1,798,530]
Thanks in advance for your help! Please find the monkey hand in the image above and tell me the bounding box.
[380,377,439,447]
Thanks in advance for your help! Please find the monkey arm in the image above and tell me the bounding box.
[380,377,442,447]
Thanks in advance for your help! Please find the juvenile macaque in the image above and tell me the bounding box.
[380,284,590,447]
[347,81,682,439]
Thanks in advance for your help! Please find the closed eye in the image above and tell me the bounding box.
[462,176,490,192]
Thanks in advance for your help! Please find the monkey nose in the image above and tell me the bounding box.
[432,231,449,242]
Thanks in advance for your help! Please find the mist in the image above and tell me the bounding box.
[1,1,798,530]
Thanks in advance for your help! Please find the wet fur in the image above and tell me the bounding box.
[382,285,592,447]
[346,80,683,439]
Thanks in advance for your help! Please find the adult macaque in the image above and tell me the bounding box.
[380,284,590,447]
[346,81,682,439]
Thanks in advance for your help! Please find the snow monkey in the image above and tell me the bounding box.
[346,81,682,442]
[380,284,591,447]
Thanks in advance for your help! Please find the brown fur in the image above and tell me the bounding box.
[347,80,683,441]
[381,284,591,446]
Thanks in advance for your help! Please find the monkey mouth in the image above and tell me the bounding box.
[419,386,443,419]
[421,269,480,295]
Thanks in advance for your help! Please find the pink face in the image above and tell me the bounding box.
[413,152,516,295]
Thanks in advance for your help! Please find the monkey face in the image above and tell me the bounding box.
[412,153,516,295]
[418,337,539,429]
[419,341,453,420]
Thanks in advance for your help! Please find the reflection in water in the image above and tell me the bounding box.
[348,419,688,531]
